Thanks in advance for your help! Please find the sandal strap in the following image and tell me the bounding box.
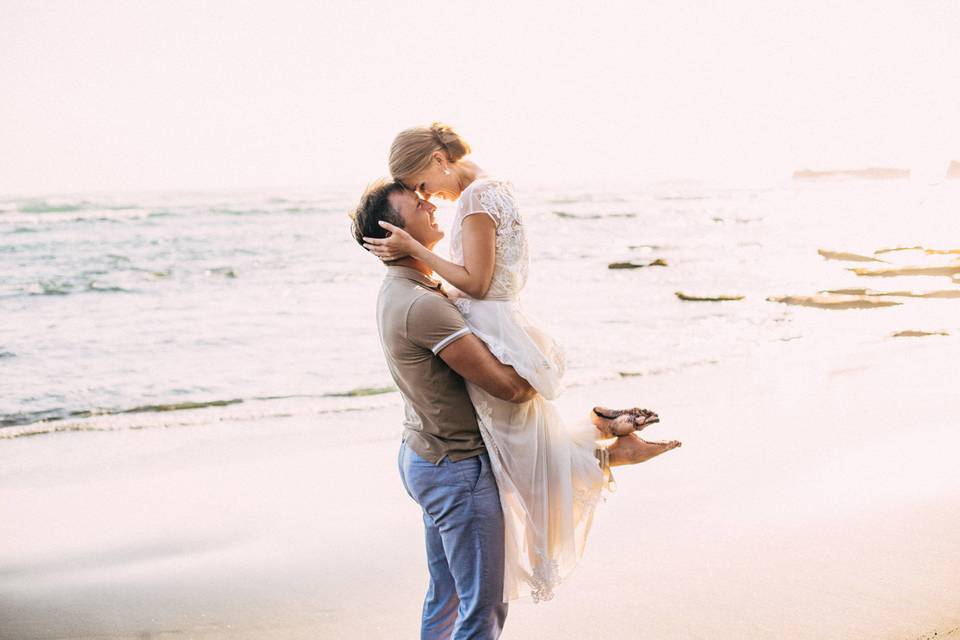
[594,443,616,491]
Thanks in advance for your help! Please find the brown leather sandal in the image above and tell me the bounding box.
[591,406,659,438]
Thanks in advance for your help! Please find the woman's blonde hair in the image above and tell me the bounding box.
[389,122,471,181]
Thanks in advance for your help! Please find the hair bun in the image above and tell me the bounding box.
[429,122,471,162]
[389,122,472,180]
[430,122,451,149]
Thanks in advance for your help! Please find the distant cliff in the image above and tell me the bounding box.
[793,167,911,180]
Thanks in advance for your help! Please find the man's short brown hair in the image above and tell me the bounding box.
[350,179,408,251]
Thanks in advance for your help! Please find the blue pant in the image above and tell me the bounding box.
[398,441,508,640]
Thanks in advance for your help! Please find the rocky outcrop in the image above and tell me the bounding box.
[892,330,949,337]
[821,288,960,299]
[675,292,744,302]
[767,294,902,309]
[608,259,667,269]
[850,264,960,278]
[875,245,923,254]
[817,249,886,263]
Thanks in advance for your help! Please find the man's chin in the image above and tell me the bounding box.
[425,231,444,250]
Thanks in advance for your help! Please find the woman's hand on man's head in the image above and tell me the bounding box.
[363,222,422,262]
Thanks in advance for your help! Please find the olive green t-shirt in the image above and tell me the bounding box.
[376,266,484,463]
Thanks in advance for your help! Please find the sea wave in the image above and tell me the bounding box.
[17,200,86,213]
[324,385,396,397]
[553,211,637,220]
[0,398,243,429]
[13,199,140,214]
[0,386,400,436]
[21,280,73,296]
[6,279,139,297]
[617,358,721,378]
[0,208,155,225]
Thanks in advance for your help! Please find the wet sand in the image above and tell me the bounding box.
[2,337,960,640]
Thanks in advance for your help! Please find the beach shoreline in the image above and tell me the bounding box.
[2,334,959,639]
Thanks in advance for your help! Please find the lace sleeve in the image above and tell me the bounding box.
[460,181,501,227]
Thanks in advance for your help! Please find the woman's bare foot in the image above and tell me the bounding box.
[591,406,659,438]
[607,433,681,466]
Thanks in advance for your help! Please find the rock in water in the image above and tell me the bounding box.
[874,245,924,255]
[675,292,745,302]
[608,259,668,269]
[820,288,960,299]
[767,294,902,309]
[821,288,871,295]
[909,290,960,299]
[850,265,960,277]
[817,249,886,263]
[892,330,950,337]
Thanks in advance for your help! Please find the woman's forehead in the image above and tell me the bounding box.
[400,174,422,191]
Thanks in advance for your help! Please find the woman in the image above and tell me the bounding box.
[363,122,681,602]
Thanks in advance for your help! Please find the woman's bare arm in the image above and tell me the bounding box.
[368,214,497,299]
[438,332,536,403]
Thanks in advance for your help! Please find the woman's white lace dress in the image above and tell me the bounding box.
[449,176,609,603]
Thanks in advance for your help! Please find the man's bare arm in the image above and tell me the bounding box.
[439,334,536,403]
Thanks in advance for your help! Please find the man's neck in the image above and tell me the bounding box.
[390,256,435,279]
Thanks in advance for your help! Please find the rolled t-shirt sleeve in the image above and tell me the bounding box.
[406,293,472,355]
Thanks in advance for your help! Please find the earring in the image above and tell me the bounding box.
[443,169,451,176]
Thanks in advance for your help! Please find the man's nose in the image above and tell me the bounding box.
[425,200,437,213]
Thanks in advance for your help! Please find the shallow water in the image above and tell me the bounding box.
[2,179,958,436]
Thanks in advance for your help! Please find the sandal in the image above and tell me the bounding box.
[591,405,659,437]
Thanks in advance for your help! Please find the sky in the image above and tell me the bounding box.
[2,0,959,193]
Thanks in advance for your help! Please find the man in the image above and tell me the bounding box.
[351,180,534,639]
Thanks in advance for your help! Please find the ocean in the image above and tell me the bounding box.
[2,178,958,439]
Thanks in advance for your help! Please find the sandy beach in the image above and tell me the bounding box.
[4,0,960,636]
[3,331,959,640]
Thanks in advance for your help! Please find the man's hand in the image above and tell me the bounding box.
[438,333,536,404]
